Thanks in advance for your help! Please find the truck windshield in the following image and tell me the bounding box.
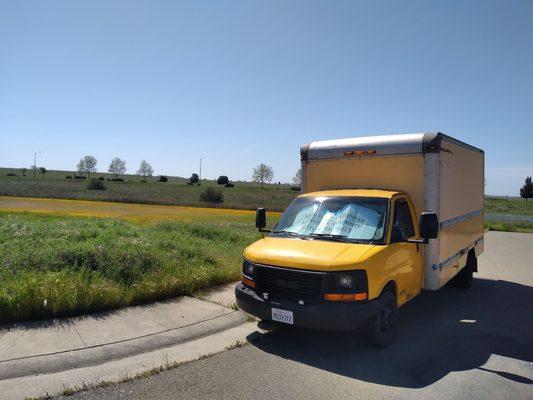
[273,196,388,243]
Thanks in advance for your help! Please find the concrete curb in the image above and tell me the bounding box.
[0,321,259,400]
[0,310,245,381]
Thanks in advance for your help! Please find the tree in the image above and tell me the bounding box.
[189,173,199,184]
[21,168,27,177]
[77,155,97,178]
[108,157,126,179]
[520,176,533,202]
[252,163,274,189]
[137,160,153,179]
[292,168,302,186]
[217,175,229,185]
[39,167,47,178]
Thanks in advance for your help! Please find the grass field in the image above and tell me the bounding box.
[0,210,276,323]
[0,167,298,211]
[2,167,532,222]
[484,196,533,233]
[0,194,530,322]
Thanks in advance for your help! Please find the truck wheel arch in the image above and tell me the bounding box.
[379,280,397,302]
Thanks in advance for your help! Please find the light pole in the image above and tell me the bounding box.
[199,157,204,181]
[33,151,41,177]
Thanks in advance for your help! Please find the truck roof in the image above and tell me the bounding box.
[301,132,483,161]
[300,189,402,199]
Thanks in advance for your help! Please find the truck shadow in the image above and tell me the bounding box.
[247,278,533,388]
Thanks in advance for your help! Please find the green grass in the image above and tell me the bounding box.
[0,167,299,211]
[484,196,533,233]
[0,211,265,323]
[485,196,533,216]
[484,221,533,233]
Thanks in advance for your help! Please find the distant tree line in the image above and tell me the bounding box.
[11,155,304,191]
[74,156,156,181]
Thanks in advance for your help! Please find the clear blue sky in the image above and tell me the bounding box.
[1,1,531,196]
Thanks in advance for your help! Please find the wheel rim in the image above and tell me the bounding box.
[380,304,395,333]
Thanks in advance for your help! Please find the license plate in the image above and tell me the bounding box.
[271,308,294,325]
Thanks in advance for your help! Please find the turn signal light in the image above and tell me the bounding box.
[241,275,255,288]
[324,293,367,301]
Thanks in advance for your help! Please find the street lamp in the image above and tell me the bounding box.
[33,151,41,177]
[199,157,204,181]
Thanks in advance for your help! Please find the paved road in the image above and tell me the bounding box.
[61,232,533,400]
[486,212,533,223]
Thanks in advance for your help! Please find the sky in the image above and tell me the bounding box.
[0,1,532,196]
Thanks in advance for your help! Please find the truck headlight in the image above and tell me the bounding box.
[242,260,254,277]
[338,274,354,289]
[324,270,368,298]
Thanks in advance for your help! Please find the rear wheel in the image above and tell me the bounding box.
[367,291,398,348]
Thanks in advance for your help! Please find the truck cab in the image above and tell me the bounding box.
[235,133,484,346]
[236,189,438,346]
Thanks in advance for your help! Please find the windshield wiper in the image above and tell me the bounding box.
[271,230,300,237]
[308,233,354,243]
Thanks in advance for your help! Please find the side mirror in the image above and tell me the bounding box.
[255,208,266,230]
[419,212,439,240]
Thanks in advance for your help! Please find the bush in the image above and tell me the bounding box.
[74,175,87,180]
[87,179,106,190]
[65,175,73,179]
[98,176,105,180]
[217,176,229,185]
[6,173,17,176]
[225,182,235,188]
[199,187,224,203]
[158,175,168,182]
[290,186,300,191]
[140,180,147,183]
[109,178,124,182]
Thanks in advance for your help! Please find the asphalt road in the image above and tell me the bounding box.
[61,231,533,400]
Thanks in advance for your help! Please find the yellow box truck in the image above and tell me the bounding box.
[236,132,484,346]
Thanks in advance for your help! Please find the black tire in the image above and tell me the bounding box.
[367,291,398,348]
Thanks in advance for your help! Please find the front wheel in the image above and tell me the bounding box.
[366,291,398,348]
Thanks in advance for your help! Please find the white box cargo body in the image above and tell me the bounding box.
[300,132,484,290]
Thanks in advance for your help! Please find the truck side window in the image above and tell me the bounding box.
[392,199,415,242]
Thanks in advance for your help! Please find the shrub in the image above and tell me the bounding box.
[65,175,73,179]
[158,175,168,182]
[225,182,235,188]
[109,178,124,182]
[217,176,229,185]
[98,176,105,181]
[199,187,224,203]
[74,175,87,180]
[290,186,300,191]
[87,179,106,190]
[6,173,17,176]
[140,180,147,183]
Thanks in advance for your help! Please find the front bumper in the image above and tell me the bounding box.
[235,283,379,330]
